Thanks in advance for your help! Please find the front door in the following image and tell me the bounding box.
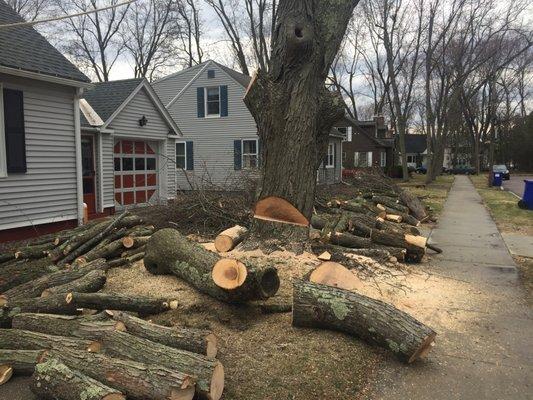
[81,136,96,215]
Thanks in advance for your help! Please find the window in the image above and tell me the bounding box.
[342,152,347,162]
[205,87,220,116]
[0,84,5,177]
[242,139,258,169]
[176,142,186,169]
[407,155,415,163]
[207,69,216,79]
[354,151,369,167]
[326,143,334,168]
[380,151,386,167]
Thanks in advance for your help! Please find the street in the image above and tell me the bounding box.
[503,175,533,197]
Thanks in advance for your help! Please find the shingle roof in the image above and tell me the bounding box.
[0,0,89,83]
[82,78,144,123]
[404,134,427,153]
[211,61,251,88]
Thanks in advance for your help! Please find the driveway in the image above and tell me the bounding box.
[503,175,533,197]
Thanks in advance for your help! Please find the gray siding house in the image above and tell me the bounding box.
[80,79,182,216]
[153,60,343,189]
[0,0,91,240]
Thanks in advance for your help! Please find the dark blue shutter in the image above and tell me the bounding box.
[234,140,242,170]
[3,89,26,173]
[186,141,194,170]
[257,138,262,167]
[197,87,205,118]
[220,85,228,117]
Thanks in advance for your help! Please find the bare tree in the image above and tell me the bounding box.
[56,0,132,82]
[177,0,204,67]
[6,0,49,21]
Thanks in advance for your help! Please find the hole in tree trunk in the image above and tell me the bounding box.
[260,269,281,298]
[294,27,303,38]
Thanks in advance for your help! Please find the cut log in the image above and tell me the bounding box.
[405,234,428,249]
[100,330,224,400]
[122,235,151,249]
[339,200,367,214]
[370,230,425,262]
[376,205,420,227]
[0,252,15,264]
[0,364,12,385]
[49,221,110,262]
[398,189,428,220]
[31,358,126,400]
[375,217,420,236]
[214,226,249,252]
[121,245,146,259]
[385,214,402,223]
[14,243,55,260]
[65,292,172,315]
[327,231,372,248]
[79,227,128,262]
[312,243,406,263]
[0,259,58,292]
[12,313,125,340]
[41,269,106,297]
[372,196,410,214]
[253,196,309,226]
[40,349,195,400]
[317,251,332,261]
[0,329,100,353]
[107,310,217,358]
[292,279,437,363]
[309,262,364,291]
[2,258,109,301]
[107,252,144,268]
[0,349,43,376]
[144,228,280,303]
[0,295,80,327]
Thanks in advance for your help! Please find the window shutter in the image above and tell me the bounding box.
[234,140,242,170]
[220,85,228,117]
[4,89,26,173]
[368,151,373,166]
[347,126,353,141]
[197,87,205,118]
[186,141,194,170]
[354,152,359,167]
[257,138,262,167]
[333,142,337,166]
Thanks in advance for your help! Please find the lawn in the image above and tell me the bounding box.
[396,174,455,217]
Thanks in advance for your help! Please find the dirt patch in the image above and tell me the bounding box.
[514,256,533,305]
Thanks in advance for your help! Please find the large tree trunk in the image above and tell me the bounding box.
[243,0,362,242]
[292,279,436,363]
[31,358,126,400]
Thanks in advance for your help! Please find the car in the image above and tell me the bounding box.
[452,165,476,175]
[415,166,427,174]
[492,164,510,180]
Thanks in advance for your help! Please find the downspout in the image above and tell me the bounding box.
[74,88,84,226]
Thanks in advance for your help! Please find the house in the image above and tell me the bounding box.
[152,60,343,189]
[0,0,92,241]
[79,78,182,217]
[335,115,395,171]
[317,128,344,185]
[403,134,427,169]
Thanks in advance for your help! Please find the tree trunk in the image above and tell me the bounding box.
[14,243,55,260]
[0,259,58,293]
[30,358,126,400]
[144,229,280,303]
[214,226,249,252]
[0,349,43,375]
[100,330,224,400]
[372,196,410,214]
[0,295,80,327]
[121,235,151,250]
[292,279,436,363]
[107,252,144,268]
[370,230,425,262]
[397,189,428,221]
[242,0,362,242]
[328,232,372,248]
[0,329,99,353]
[108,310,217,358]
[65,292,173,316]
[312,243,406,263]
[41,269,106,297]
[40,349,195,400]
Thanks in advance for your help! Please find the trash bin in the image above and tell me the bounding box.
[492,172,502,187]
[520,179,533,210]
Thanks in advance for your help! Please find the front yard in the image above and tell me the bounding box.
[396,174,455,218]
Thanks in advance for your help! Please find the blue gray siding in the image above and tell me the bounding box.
[0,74,78,230]
[317,137,343,185]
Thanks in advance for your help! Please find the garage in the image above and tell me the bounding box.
[114,139,158,206]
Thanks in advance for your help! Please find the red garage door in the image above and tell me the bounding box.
[114,140,157,206]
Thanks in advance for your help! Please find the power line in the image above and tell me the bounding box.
[0,0,136,29]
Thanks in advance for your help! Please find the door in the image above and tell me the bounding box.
[81,136,96,215]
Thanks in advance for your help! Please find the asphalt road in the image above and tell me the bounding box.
[503,175,533,197]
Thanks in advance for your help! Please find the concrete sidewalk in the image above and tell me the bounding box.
[368,175,532,400]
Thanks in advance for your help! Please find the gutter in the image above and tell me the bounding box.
[74,88,84,226]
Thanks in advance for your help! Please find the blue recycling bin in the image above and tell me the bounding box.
[521,180,533,210]
[492,172,502,187]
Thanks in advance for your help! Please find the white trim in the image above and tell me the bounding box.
[153,61,207,85]
[368,151,373,166]
[0,214,78,231]
[166,61,212,108]
[80,98,104,126]
[204,86,221,118]
[0,82,6,178]
[241,138,258,169]
[74,89,84,226]
[97,133,104,213]
[175,141,187,170]
[326,142,335,168]
[380,151,386,167]
[0,66,92,88]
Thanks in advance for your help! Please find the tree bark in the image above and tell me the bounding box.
[144,228,280,303]
[0,295,80,327]
[100,330,224,400]
[214,226,249,252]
[0,259,58,293]
[65,292,173,316]
[292,279,436,363]
[0,329,99,352]
[397,189,428,221]
[14,243,55,260]
[108,310,217,358]
[370,230,425,262]
[41,269,106,297]
[312,243,406,263]
[328,231,372,248]
[372,196,410,214]
[0,349,43,375]
[107,252,144,268]
[40,349,195,400]
[30,358,126,400]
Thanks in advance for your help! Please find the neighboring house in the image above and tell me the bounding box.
[336,115,395,171]
[317,128,344,185]
[403,134,427,169]
[152,60,342,188]
[0,0,91,241]
[80,79,182,217]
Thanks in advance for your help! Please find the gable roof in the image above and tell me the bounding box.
[404,134,427,153]
[0,0,89,83]
[81,78,182,136]
[211,61,251,88]
[343,115,394,148]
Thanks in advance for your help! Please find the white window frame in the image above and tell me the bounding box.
[205,86,221,118]
[355,151,368,167]
[242,139,258,169]
[367,151,373,166]
[175,141,187,170]
[326,143,335,168]
[380,151,386,167]
[0,83,6,178]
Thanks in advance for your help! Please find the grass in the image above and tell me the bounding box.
[395,174,455,217]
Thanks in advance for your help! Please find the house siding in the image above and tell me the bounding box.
[0,73,78,230]
[318,137,343,185]
[153,62,259,190]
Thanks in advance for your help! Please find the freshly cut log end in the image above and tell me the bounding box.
[0,365,13,385]
[206,334,218,359]
[254,196,309,227]
[404,234,427,249]
[385,214,402,223]
[214,225,249,252]
[317,251,332,261]
[122,236,135,249]
[0,296,6,307]
[212,259,247,289]
[309,262,364,291]
[210,362,225,400]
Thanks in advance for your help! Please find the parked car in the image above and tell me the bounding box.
[492,164,510,180]
[415,166,427,174]
[452,165,476,175]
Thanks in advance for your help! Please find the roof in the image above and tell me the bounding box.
[343,115,394,148]
[0,1,89,83]
[211,61,251,88]
[404,134,427,153]
[82,78,144,122]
